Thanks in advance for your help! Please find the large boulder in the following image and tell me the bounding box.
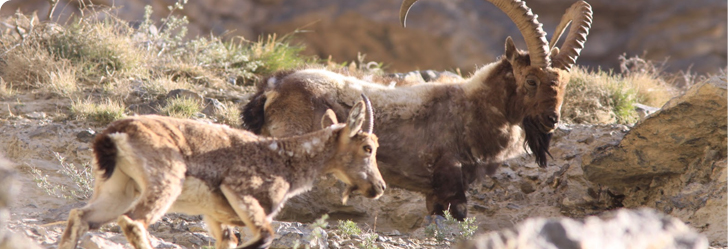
[2,0,724,74]
[583,77,727,245]
[458,208,709,249]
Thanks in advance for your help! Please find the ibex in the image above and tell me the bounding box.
[242,0,592,221]
[58,96,385,249]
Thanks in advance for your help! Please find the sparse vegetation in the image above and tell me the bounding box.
[30,152,93,200]
[70,98,126,124]
[562,55,680,124]
[161,96,202,118]
[338,220,363,237]
[425,210,478,244]
[0,1,716,248]
[292,214,329,249]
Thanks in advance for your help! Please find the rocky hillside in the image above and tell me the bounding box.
[0,73,724,248]
[2,0,726,74]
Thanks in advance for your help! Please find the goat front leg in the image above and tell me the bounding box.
[429,156,468,221]
[203,215,239,249]
[220,185,274,249]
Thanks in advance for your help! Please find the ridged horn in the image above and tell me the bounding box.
[549,0,592,72]
[360,93,374,134]
[400,0,418,27]
[399,0,550,68]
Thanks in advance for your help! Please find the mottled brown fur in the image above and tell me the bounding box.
[241,40,571,221]
[59,101,384,249]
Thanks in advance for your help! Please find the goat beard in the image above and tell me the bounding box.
[522,116,553,167]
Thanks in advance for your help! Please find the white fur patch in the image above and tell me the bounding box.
[268,142,278,151]
[267,77,277,89]
[302,142,312,154]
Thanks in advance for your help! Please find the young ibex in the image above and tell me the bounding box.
[58,95,385,249]
[242,0,592,221]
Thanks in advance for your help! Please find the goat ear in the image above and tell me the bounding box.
[345,101,366,137]
[321,109,338,129]
[505,36,517,62]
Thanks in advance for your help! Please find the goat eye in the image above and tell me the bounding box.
[525,75,539,87]
[363,145,372,154]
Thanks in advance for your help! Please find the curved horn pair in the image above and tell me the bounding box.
[360,93,374,134]
[399,0,592,70]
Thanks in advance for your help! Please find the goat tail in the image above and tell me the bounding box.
[93,133,118,180]
[241,92,268,134]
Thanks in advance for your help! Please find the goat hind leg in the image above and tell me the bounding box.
[203,215,239,249]
[118,175,183,249]
[220,185,274,249]
[58,173,136,249]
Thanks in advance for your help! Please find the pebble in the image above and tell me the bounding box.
[25,112,46,120]
[76,129,96,143]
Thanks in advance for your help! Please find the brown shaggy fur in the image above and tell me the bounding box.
[241,39,571,221]
[59,102,384,249]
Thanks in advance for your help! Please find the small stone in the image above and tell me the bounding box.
[79,233,125,249]
[167,89,203,102]
[202,97,227,117]
[187,222,207,233]
[76,129,96,143]
[25,112,46,120]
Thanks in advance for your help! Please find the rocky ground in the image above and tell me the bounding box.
[0,77,726,248]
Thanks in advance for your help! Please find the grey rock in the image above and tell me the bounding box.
[459,208,709,249]
[79,233,125,249]
[167,89,203,102]
[271,222,329,249]
[582,78,727,244]
[583,79,726,185]
[202,97,227,117]
[633,103,660,120]
[24,112,45,120]
[75,129,96,143]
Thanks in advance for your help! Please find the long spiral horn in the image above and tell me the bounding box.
[549,0,592,72]
[399,0,550,68]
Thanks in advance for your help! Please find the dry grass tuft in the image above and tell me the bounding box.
[143,76,194,97]
[45,65,78,96]
[70,98,126,124]
[562,55,680,125]
[0,78,13,98]
[161,97,202,119]
[216,100,242,127]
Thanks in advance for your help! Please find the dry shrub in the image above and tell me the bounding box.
[161,97,202,119]
[45,65,78,96]
[0,78,12,98]
[562,55,679,125]
[216,100,241,127]
[70,98,126,124]
[0,42,65,90]
[143,76,193,97]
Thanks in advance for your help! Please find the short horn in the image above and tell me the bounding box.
[550,0,592,72]
[399,0,419,27]
[360,93,374,134]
